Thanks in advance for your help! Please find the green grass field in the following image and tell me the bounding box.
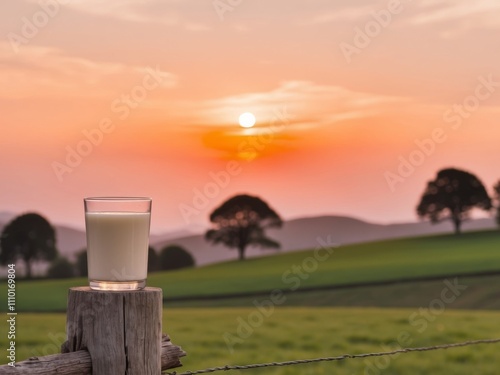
[2,308,500,374]
[2,231,500,373]
[166,273,500,310]
[2,230,500,312]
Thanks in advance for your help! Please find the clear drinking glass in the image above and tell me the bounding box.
[84,197,152,291]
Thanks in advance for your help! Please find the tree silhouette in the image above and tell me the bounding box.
[48,256,74,279]
[74,249,88,277]
[205,194,282,260]
[0,213,58,278]
[148,246,160,272]
[494,181,500,228]
[159,245,195,271]
[417,168,492,234]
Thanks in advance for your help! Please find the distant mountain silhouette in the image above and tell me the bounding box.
[152,215,497,266]
[266,215,497,252]
[55,225,87,259]
[0,211,16,223]
[149,229,202,246]
[0,214,496,270]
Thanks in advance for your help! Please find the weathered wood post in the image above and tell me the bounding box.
[62,286,163,375]
[0,286,185,374]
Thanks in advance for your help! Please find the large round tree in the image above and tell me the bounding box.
[417,168,492,234]
[0,213,58,278]
[205,194,282,260]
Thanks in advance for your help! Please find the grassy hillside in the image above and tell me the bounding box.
[2,307,500,374]
[166,273,500,310]
[152,230,500,298]
[2,230,500,312]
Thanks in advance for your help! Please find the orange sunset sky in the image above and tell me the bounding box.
[1,0,499,233]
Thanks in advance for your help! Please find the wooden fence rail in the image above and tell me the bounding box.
[0,335,185,374]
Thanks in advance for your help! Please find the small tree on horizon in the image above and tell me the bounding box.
[148,246,160,272]
[159,245,195,271]
[48,256,74,279]
[74,249,88,277]
[494,181,500,228]
[0,213,58,278]
[205,194,283,260]
[416,168,492,234]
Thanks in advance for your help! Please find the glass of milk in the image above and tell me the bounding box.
[84,197,152,291]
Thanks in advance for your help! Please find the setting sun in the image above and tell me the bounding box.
[238,112,256,128]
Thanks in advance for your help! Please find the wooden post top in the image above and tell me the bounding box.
[0,286,185,375]
[65,285,165,375]
[69,286,162,293]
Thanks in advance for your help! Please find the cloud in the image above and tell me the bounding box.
[304,4,378,25]
[65,0,168,23]
[0,42,177,99]
[413,0,500,24]
[191,81,408,160]
[43,0,212,30]
[184,22,211,32]
[192,80,406,129]
[304,0,500,37]
[411,0,500,31]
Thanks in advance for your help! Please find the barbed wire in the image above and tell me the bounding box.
[164,338,500,375]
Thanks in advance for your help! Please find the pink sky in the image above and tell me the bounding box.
[0,0,499,233]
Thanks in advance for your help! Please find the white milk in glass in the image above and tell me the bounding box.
[85,211,150,281]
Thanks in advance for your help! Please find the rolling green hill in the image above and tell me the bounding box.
[2,230,500,312]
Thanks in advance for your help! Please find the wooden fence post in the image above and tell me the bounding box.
[62,286,162,375]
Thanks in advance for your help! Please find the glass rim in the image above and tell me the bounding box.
[84,196,152,202]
